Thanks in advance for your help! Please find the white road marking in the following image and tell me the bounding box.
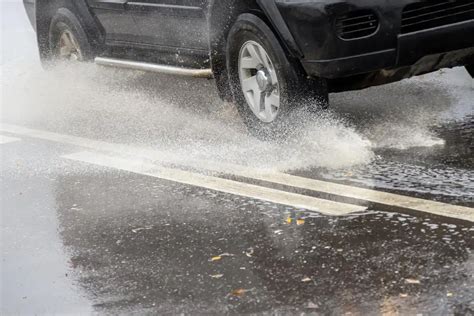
[223,168,474,223]
[135,155,474,222]
[0,135,21,144]
[2,123,473,222]
[62,151,366,216]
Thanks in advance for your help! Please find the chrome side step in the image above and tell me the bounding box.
[94,57,213,79]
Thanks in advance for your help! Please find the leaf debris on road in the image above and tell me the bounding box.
[210,253,235,262]
[230,288,254,297]
[210,274,224,279]
[245,248,254,257]
[405,278,421,284]
[131,226,153,233]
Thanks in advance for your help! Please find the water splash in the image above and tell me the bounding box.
[1,61,374,172]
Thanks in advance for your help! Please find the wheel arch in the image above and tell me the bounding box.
[209,0,303,102]
[35,0,104,61]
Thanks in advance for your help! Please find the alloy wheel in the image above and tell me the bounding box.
[238,41,280,123]
[57,29,83,61]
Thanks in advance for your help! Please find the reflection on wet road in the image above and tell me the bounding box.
[2,141,473,314]
[56,173,472,315]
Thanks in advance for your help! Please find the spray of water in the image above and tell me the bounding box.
[1,61,375,171]
[5,0,470,175]
[330,71,470,150]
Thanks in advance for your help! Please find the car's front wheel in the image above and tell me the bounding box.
[227,14,328,139]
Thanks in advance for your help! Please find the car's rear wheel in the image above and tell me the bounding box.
[227,14,328,139]
[466,65,474,78]
[48,8,93,62]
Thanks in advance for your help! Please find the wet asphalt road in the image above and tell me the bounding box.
[2,1,474,315]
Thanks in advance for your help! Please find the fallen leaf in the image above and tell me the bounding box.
[296,219,305,225]
[210,274,224,279]
[245,248,254,257]
[231,288,251,297]
[131,226,153,233]
[405,278,421,284]
[286,217,292,224]
[210,252,234,262]
[301,277,312,282]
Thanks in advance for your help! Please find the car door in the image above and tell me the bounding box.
[127,0,210,51]
[87,0,142,43]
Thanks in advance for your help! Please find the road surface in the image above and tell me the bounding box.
[1,1,473,314]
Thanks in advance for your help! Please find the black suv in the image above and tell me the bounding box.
[24,0,474,136]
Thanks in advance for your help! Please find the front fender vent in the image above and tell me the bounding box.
[336,10,379,40]
[401,0,474,34]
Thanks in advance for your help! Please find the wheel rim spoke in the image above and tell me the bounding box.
[257,45,271,70]
[254,89,264,113]
[242,75,262,113]
[264,93,279,120]
[246,44,264,67]
[59,46,70,57]
[60,33,73,50]
[240,56,259,69]
[69,34,82,57]
[242,76,259,94]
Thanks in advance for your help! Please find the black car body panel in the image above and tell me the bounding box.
[24,0,474,93]
[398,20,474,66]
[88,0,209,51]
[23,0,36,30]
[276,0,474,79]
[256,0,304,58]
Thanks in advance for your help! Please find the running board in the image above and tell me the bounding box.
[94,57,213,79]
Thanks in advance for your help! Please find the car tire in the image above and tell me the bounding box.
[226,14,328,139]
[466,65,474,78]
[48,8,93,62]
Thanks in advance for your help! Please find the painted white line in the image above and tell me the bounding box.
[2,123,472,222]
[149,155,474,222]
[0,135,21,144]
[62,151,366,216]
[0,123,147,155]
[227,168,474,223]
